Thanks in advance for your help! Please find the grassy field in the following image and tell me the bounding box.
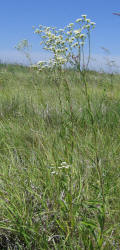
[0,63,120,249]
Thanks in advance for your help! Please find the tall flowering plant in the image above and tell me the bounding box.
[34,15,95,71]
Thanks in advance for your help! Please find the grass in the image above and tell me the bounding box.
[0,63,120,249]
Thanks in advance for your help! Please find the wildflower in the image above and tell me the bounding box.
[71,42,78,48]
[51,34,56,39]
[51,27,57,30]
[51,171,58,175]
[37,60,46,66]
[80,34,86,38]
[58,162,71,169]
[48,58,56,67]
[43,46,49,50]
[55,55,67,64]
[54,40,61,45]
[86,19,91,23]
[67,23,74,28]
[45,27,50,31]
[81,14,87,19]
[35,15,96,71]
[61,40,65,45]
[55,49,62,53]
[45,32,52,37]
[58,166,70,169]
[35,29,41,34]
[74,29,81,35]
[42,35,47,39]
[86,24,90,29]
[76,18,82,23]
[67,31,72,35]
[68,36,74,42]
[61,162,67,165]
[68,39,72,44]
[58,35,63,39]
[65,37,69,41]
[59,28,64,32]
[90,22,96,25]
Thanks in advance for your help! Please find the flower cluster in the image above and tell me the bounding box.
[49,161,71,175]
[33,15,96,71]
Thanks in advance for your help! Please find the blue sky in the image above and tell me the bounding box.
[0,0,120,70]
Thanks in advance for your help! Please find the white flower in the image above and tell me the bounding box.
[71,42,78,48]
[55,49,62,53]
[86,19,91,23]
[51,34,56,39]
[67,23,74,28]
[67,31,72,35]
[76,18,82,23]
[54,40,61,45]
[42,35,47,39]
[35,29,41,34]
[90,22,96,26]
[52,26,57,29]
[74,29,81,35]
[58,166,70,169]
[68,40,73,44]
[45,32,52,37]
[61,41,65,45]
[61,162,67,165]
[58,35,63,39]
[59,28,64,32]
[45,27,50,31]
[37,60,46,66]
[49,46,56,52]
[68,37,74,44]
[85,24,90,29]
[58,162,71,169]
[55,55,67,64]
[80,34,86,38]
[81,14,87,19]
[51,171,58,175]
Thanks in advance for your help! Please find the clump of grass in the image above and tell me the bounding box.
[0,64,120,249]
